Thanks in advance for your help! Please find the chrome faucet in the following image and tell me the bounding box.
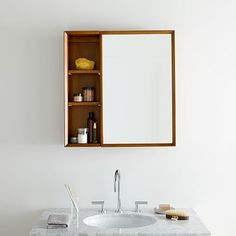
[114,169,122,213]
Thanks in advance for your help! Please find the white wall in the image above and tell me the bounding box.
[0,0,236,235]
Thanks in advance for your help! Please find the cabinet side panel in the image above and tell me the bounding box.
[99,34,104,144]
[171,31,176,146]
[64,33,69,145]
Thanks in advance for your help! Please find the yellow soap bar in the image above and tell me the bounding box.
[75,58,95,70]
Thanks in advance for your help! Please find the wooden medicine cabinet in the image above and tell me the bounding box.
[64,31,176,147]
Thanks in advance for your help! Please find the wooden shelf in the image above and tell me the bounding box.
[68,70,100,75]
[65,32,102,147]
[69,37,100,43]
[68,102,100,107]
[66,143,101,147]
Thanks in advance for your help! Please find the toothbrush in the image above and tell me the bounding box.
[67,185,79,210]
[65,184,79,213]
[65,184,79,212]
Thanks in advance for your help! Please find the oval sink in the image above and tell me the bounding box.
[83,213,157,229]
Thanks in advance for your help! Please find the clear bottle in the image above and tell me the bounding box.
[83,87,95,102]
[92,122,97,143]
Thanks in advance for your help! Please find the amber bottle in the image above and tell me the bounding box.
[87,112,95,143]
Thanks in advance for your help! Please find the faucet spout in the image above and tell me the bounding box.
[114,169,122,213]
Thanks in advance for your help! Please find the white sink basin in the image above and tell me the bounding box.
[83,213,157,229]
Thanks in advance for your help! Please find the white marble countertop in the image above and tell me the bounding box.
[29,208,210,236]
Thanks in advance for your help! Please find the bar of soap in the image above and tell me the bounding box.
[75,58,95,70]
[166,210,189,220]
[159,204,171,212]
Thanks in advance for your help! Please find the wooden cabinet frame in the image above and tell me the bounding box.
[64,30,176,147]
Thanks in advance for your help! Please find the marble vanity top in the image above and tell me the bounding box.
[29,208,210,236]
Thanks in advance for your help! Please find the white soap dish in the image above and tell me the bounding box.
[154,207,175,215]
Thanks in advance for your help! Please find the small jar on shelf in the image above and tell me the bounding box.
[73,93,83,102]
[70,136,78,144]
[83,87,95,102]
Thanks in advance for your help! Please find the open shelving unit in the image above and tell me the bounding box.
[64,30,176,148]
[64,31,102,147]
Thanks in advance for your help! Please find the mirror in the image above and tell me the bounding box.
[102,32,175,146]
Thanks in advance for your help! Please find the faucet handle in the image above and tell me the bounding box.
[135,201,148,212]
[92,201,106,214]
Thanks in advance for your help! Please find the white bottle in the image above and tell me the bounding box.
[78,93,83,102]
[78,128,88,143]
[73,94,79,102]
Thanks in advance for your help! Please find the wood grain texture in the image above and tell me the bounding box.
[68,106,101,143]
[101,143,176,147]
[68,102,100,107]
[69,36,100,43]
[171,31,176,146]
[99,33,104,145]
[65,33,101,146]
[64,32,69,146]
[101,30,174,35]
[68,42,100,70]
[68,70,100,75]
[64,30,176,147]
[68,74,100,105]
[66,143,101,147]
[65,31,100,36]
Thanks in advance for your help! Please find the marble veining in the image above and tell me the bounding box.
[29,208,210,236]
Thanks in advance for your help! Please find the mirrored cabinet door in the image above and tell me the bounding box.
[102,32,175,146]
